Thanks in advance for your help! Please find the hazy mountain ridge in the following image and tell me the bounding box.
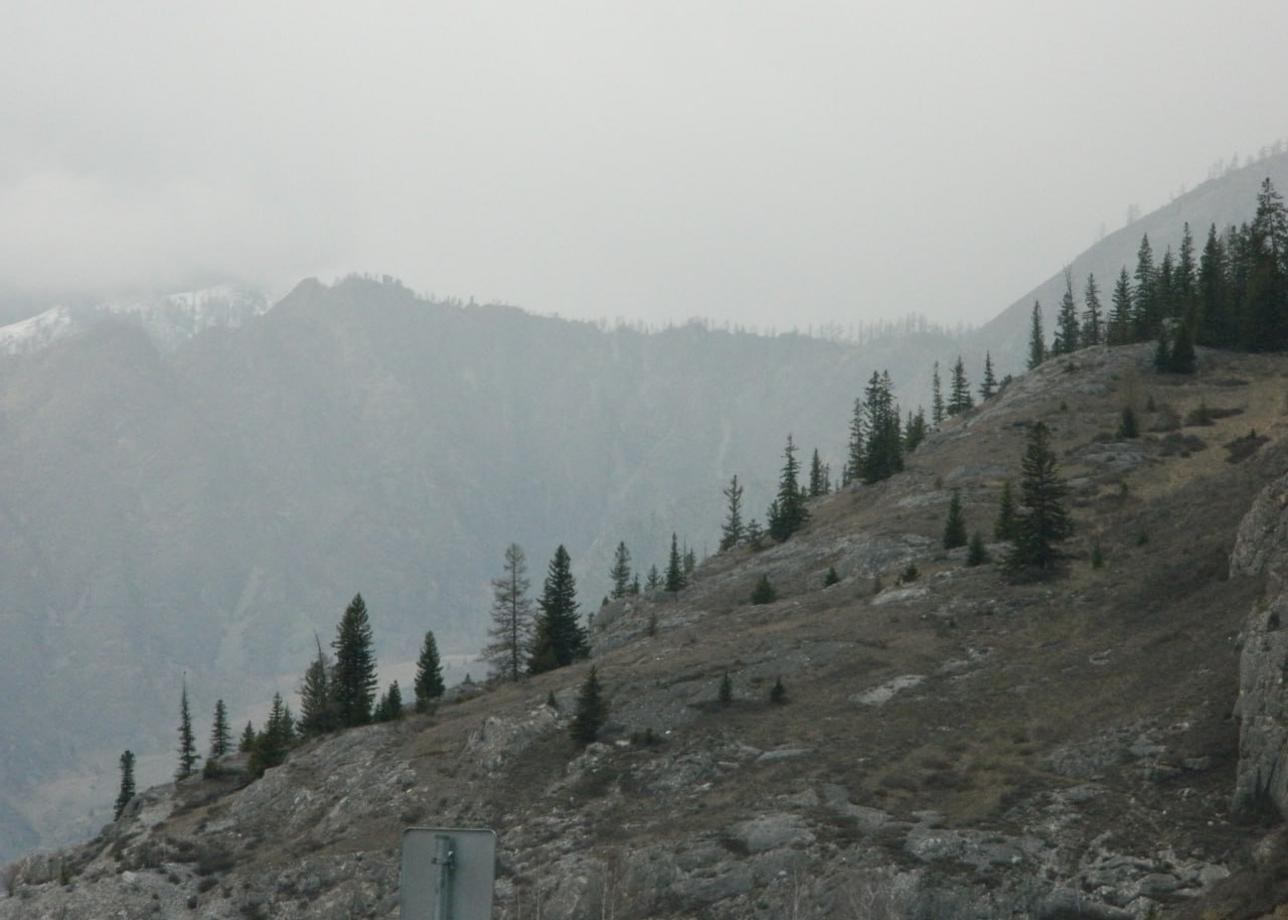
[0,276,957,861]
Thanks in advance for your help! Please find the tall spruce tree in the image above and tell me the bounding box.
[942,488,967,550]
[298,635,336,736]
[947,357,973,416]
[931,363,945,426]
[484,543,534,682]
[1052,270,1080,355]
[860,371,903,483]
[844,398,865,484]
[414,630,445,706]
[808,449,829,497]
[114,750,136,821]
[176,680,198,780]
[1198,223,1231,347]
[1133,233,1158,338]
[1244,177,1288,351]
[609,541,632,599]
[904,406,928,452]
[980,353,997,400]
[720,475,745,550]
[994,480,1017,541]
[239,721,256,753]
[1108,268,1133,345]
[1082,273,1103,345]
[665,532,687,593]
[767,434,808,541]
[1027,302,1046,369]
[529,545,587,673]
[1177,223,1197,319]
[1006,422,1073,572]
[332,593,378,727]
[209,699,231,759]
[570,666,608,745]
[646,564,661,590]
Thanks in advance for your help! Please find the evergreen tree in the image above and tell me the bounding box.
[1117,406,1139,439]
[1133,234,1158,338]
[298,635,336,736]
[1177,223,1197,319]
[570,667,608,745]
[209,699,231,760]
[720,475,745,550]
[1153,330,1171,372]
[931,362,945,426]
[683,544,697,575]
[1027,302,1046,369]
[1108,268,1133,345]
[903,407,928,453]
[375,681,403,722]
[239,721,256,753]
[947,357,973,416]
[980,353,997,400]
[767,434,809,540]
[860,372,903,483]
[665,532,687,593]
[630,574,641,595]
[1006,422,1073,572]
[744,520,764,548]
[1169,319,1197,374]
[994,481,1017,541]
[252,693,291,774]
[718,672,733,706]
[808,449,829,497]
[1243,177,1288,350]
[750,575,778,605]
[332,593,378,727]
[1157,247,1176,320]
[114,750,136,821]
[609,542,632,599]
[1052,270,1080,355]
[176,681,198,780]
[1198,223,1231,347]
[966,531,989,567]
[1081,273,1103,345]
[414,630,445,706]
[646,564,662,590]
[942,488,967,549]
[484,543,534,682]
[769,677,788,705]
[824,566,840,587]
[529,545,587,673]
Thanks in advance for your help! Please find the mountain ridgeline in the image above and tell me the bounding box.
[0,276,956,859]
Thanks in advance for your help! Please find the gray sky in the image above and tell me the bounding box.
[2,1,1286,328]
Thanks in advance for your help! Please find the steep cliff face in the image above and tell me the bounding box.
[1232,474,1288,817]
[5,345,1288,919]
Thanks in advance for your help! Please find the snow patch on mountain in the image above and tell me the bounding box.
[0,284,270,355]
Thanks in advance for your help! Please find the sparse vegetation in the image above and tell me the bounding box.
[570,667,608,745]
[769,677,787,705]
[750,575,778,605]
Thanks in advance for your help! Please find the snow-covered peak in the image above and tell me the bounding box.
[0,284,271,356]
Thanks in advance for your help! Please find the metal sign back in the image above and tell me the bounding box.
[400,827,496,920]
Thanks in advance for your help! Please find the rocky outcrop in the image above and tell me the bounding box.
[1233,473,1288,816]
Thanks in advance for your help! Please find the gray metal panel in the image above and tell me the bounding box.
[400,827,496,920]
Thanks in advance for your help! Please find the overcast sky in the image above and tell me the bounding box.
[1,1,1286,328]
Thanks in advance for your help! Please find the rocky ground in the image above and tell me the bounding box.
[6,344,1288,918]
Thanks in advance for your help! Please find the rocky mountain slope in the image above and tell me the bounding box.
[0,275,959,862]
[7,343,1288,918]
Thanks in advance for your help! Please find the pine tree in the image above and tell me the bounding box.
[114,750,136,821]
[769,677,788,705]
[529,545,587,673]
[176,681,198,780]
[1081,274,1103,345]
[718,672,733,706]
[1006,422,1073,572]
[1028,302,1046,369]
[966,531,989,567]
[484,543,535,683]
[609,542,632,599]
[1108,268,1133,345]
[824,566,840,587]
[252,693,291,774]
[1153,330,1171,372]
[332,593,378,727]
[994,481,1017,541]
[665,532,687,593]
[683,544,697,575]
[298,635,336,736]
[1177,223,1197,319]
[860,372,903,483]
[239,721,256,753]
[720,475,745,550]
[630,574,641,595]
[414,630,445,707]
[980,353,997,400]
[1243,178,1288,351]
[1169,319,1197,374]
[808,449,828,497]
[904,407,928,453]
[1133,234,1158,338]
[844,397,864,485]
[1198,223,1231,347]
[375,681,403,722]
[1117,406,1139,439]
[947,357,973,416]
[750,574,777,605]
[570,667,608,745]
[1157,247,1177,320]
[942,488,967,549]
[931,362,945,426]
[646,564,662,590]
[767,434,808,541]
[209,699,231,759]
[1052,270,1080,355]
